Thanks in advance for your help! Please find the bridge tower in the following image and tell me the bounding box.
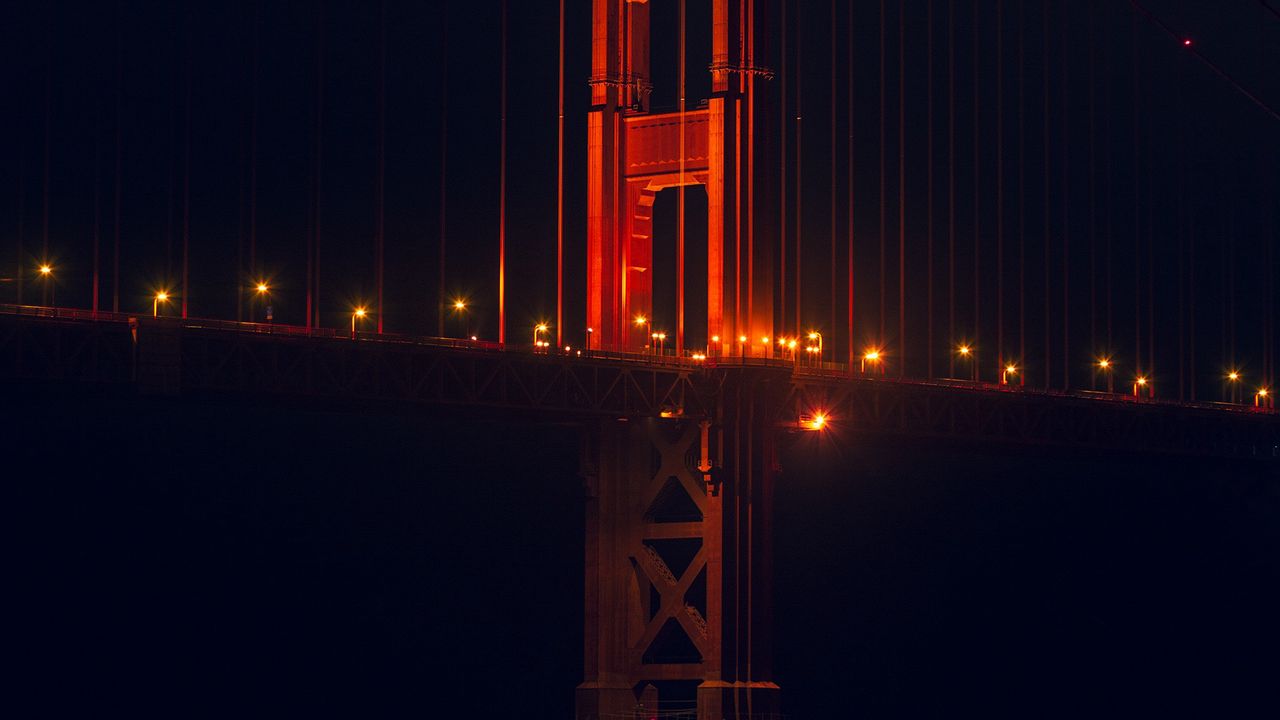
[586,0,773,356]
[577,367,786,720]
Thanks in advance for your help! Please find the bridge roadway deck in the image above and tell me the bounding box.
[1,304,1276,459]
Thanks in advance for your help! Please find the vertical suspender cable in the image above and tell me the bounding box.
[313,3,325,329]
[438,5,448,337]
[250,0,260,299]
[780,0,787,338]
[879,0,886,345]
[114,7,124,313]
[556,0,564,346]
[181,8,191,318]
[996,0,1004,369]
[678,0,686,355]
[926,0,934,378]
[972,0,980,379]
[947,0,955,377]
[498,0,507,344]
[848,0,855,367]
[1043,0,1051,388]
[1089,0,1097,383]
[16,148,24,305]
[831,0,837,347]
[795,2,803,336]
[1018,0,1025,370]
[1133,13,1141,375]
[376,0,386,332]
[42,6,51,288]
[93,106,101,315]
[1061,0,1069,389]
[898,0,906,376]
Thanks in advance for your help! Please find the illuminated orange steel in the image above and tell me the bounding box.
[586,0,770,353]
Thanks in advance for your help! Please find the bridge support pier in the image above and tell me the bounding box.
[577,369,785,720]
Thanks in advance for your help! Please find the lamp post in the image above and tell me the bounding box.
[738,335,747,358]
[451,299,468,338]
[861,349,882,374]
[957,344,976,381]
[254,282,271,323]
[153,291,170,318]
[1097,358,1114,393]
[710,335,720,358]
[534,323,550,350]
[351,307,367,337]
[1133,376,1150,399]
[1256,387,1270,408]
[586,327,593,353]
[634,315,651,352]
[1226,371,1241,403]
[1001,363,1018,386]
[807,331,823,364]
[38,264,53,306]
[652,332,666,356]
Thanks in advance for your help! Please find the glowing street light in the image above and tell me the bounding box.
[957,344,977,381]
[861,348,882,374]
[738,335,748,358]
[652,331,667,356]
[38,264,54,306]
[807,412,827,431]
[1133,375,1151,399]
[453,299,466,311]
[1255,387,1271,408]
[351,307,368,336]
[153,291,170,318]
[808,331,823,363]
[1226,370,1242,403]
[585,327,594,352]
[253,281,271,323]
[1097,358,1115,393]
[534,323,550,349]
[634,315,651,351]
[1001,363,1018,385]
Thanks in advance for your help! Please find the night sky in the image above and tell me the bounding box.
[4,1,1280,717]
[3,1,1277,393]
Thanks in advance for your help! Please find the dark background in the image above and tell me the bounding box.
[3,1,1280,716]
[2,1,1277,393]
[5,385,1278,717]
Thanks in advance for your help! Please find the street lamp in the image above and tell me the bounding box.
[808,331,823,363]
[586,327,594,352]
[1097,358,1114,393]
[861,348,882,374]
[1226,370,1241,403]
[1256,387,1271,408]
[652,331,667,356]
[351,307,367,336]
[634,315,651,352]
[957,344,976,381]
[1133,375,1150,399]
[534,323,550,349]
[1001,363,1018,385]
[153,291,170,318]
[38,264,53,306]
[450,299,468,337]
[738,335,748,358]
[254,281,271,323]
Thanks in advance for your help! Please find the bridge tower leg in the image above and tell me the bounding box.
[587,0,772,354]
[577,369,785,719]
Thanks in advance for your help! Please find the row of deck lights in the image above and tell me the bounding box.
[17,264,1273,407]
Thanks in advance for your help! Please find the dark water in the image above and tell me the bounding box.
[6,384,1278,717]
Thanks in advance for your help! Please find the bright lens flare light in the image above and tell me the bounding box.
[1006,364,1017,374]
[808,413,827,431]
[634,315,647,326]
[1136,376,1148,386]
[864,349,881,361]
[453,299,466,311]
[39,264,52,276]
[354,308,367,318]
[1227,371,1240,381]
[256,282,269,293]
[958,345,971,356]
[1097,358,1111,369]
[155,292,169,302]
